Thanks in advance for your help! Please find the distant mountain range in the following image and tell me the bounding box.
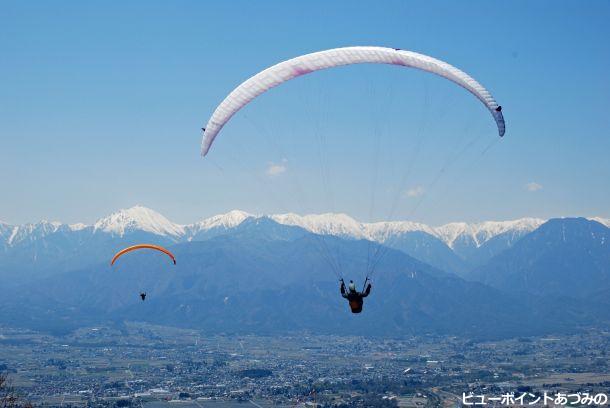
[1,206,609,338]
[0,205,550,249]
[471,217,610,297]
[0,206,557,280]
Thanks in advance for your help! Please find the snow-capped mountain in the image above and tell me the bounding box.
[186,210,252,241]
[268,212,544,252]
[434,218,545,249]
[4,213,608,338]
[93,205,185,238]
[1,205,606,280]
[365,220,437,242]
[0,206,573,250]
[592,217,610,228]
[3,221,63,246]
[270,213,368,239]
[264,213,545,271]
[471,217,610,297]
[0,221,14,249]
[2,207,609,337]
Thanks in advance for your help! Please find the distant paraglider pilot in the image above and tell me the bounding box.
[340,279,372,313]
[109,244,176,304]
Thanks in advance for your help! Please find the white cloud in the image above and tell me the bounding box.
[405,186,425,198]
[525,182,543,192]
[266,159,287,177]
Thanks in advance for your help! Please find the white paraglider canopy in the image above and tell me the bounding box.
[201,46,505,156]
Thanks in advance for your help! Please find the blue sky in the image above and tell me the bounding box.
[1,1,609,225]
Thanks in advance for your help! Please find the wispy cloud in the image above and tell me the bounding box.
[405,186,425,198]
[525,182,543,192]
[266,159,287,177]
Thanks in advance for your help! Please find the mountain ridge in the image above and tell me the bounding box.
[1,211,609,338]
[470,217,610,298]
[1,206,607,280]
[3,222,603,339]
[1,205,563,249]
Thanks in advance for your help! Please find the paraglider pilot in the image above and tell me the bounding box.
[140,292,147,301]
[340,279,372,313]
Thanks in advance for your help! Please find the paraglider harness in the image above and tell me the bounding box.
[340,277,372,314]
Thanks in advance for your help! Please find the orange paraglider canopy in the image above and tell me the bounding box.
[110,244,177,266]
